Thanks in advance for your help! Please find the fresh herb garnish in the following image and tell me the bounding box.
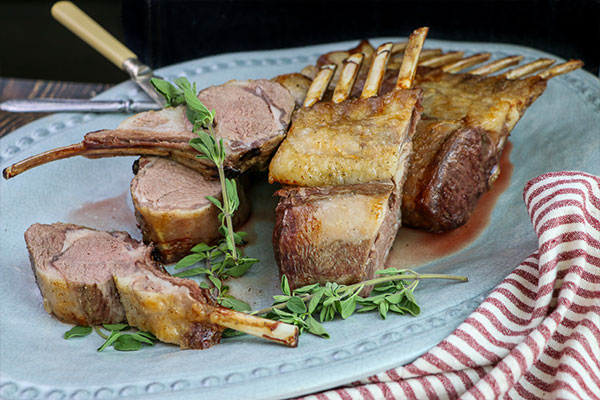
[252,269,468,338]
[151,77,257,311]
[63,325,92,339]
[64,324,157,352]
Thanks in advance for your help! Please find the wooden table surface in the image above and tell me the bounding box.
[0,78,113,138]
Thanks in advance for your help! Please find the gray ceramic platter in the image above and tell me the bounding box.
[1,38,599,400]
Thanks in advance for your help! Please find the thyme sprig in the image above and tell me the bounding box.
[254,269,468,338]
[151,77,257,312]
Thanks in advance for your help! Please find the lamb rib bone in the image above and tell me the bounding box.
[303,64,337,108]
[332,53,364,103]
[440,52,491,73]
[418,51,464,68]
[25,222,298,349]
[469,55,524,75]
[500,58,555,79]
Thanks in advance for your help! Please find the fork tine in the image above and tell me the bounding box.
[419,51,464,68]
[303,64,336,107]
[500,58,555,79]
[441,52,491,73]
[536,59,583,79]
[333,53,364,103]
[361,42,394,98]
[396,27,429,90]
[469,55,524,75]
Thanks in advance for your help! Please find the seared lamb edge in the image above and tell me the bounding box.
[25,222,298,349]
[270,28,427,293]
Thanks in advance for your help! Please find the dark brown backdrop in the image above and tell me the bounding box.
[1,0,598,84]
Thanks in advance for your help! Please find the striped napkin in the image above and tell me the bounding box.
[304,171,600,400]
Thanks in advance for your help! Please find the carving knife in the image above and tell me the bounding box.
[50,1,165,107]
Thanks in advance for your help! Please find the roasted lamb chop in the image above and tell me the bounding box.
[305,41,583,231]
[130,156,251,263]
[270,28,427,290]
[25,222,298,349]
[3,79,296,179]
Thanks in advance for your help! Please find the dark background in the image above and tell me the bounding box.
[1,0,598,84]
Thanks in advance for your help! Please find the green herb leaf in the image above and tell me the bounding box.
[306,315,330,338]
[308,288,325,314]
[136,331,158,341]
[340,296,357,319]
[281,275,291,296]
[378,301,389,319]
[293,283,320,294]
[190,243,214,253]
[218,295,251,312]
[205,195,223,210]
[199,281,211,289]
[97,331,123,352]
[150,78,185,106]
[173,267,211,278]
[175,253,207,269]
[128,332,156,345]
[273,295,291,303]
[208,275,222,291]
[113,334,143,351]
[286,296,307,314]
[184,88,214,128]
[64,325,92,339]
[102,323,130,331]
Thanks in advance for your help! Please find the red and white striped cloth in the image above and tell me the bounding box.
[305,172,600,400]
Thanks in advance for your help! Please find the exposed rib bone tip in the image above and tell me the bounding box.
[537,59,584,79]
[501,58,555,79]
[396,27,429,89]
[333,53,364,103]
[209,306,299,347]
[441,52,492,73]
[361,42,394,98]
[469,55,524,76]
[303,64,337,107]
[391,42,408,54]
[419,51,464,68]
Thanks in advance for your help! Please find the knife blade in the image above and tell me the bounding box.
[0,98,161,113]
[51,1,165,107]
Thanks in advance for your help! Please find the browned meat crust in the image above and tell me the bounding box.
[402,67,547,231]
[274,183,396,289]
[25,222,223,349]
[312,44,550,231]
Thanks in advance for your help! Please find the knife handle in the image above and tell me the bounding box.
[51,1,136,70]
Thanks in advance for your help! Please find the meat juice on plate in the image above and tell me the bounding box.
[388,141,514,268]
[67,191,139,236]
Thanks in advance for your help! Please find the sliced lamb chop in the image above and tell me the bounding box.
[3,79,295,180]
[130,156,251,264]
[310,42,583,231]
[25,223,298,349]
[270,28,427,291]
[25,222,132,326]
